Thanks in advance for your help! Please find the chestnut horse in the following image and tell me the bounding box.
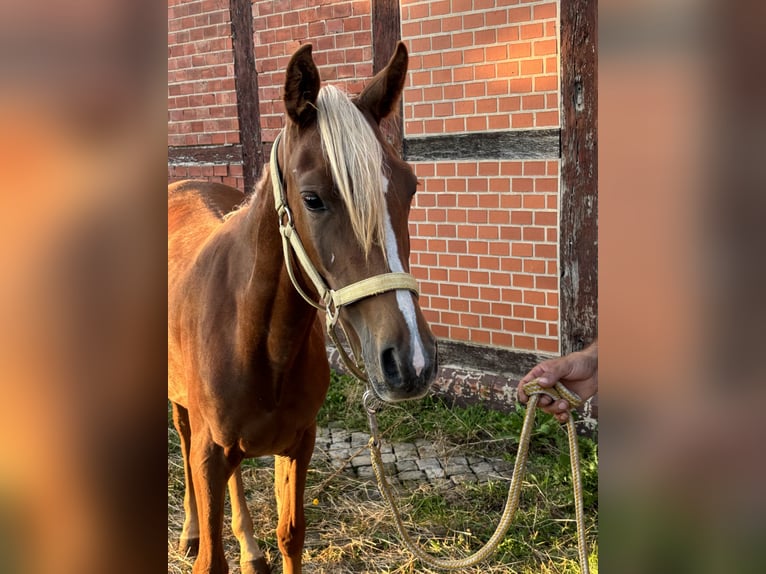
[168,43,437,574]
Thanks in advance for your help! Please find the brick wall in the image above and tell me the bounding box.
[402,0,560,353]
[168,0,244,188]
[252,0,374,144]
[167,0,566,357]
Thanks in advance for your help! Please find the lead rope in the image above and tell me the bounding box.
[363,381,590,572]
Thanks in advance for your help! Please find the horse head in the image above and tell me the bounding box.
[275,42,437,403]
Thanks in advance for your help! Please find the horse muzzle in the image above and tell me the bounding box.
[365,333,438,403]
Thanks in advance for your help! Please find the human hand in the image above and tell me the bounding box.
[517,341,598,422]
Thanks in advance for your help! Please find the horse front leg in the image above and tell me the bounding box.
[228,465,271,574]
[274,425,316,574]
[189,425,236,574]
[171,402,200,557]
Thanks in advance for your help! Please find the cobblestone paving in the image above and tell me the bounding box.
[308,425,514,487]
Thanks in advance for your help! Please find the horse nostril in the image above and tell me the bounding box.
[380,347,400,382]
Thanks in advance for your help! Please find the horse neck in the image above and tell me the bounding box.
[232,174,320,367]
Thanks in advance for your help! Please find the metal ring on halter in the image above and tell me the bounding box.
[278,204,294,230]
[362,389,381,414]
[325,295,341,328]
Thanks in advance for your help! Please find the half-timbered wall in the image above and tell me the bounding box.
[167,0,597,383]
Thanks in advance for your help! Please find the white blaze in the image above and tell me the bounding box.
[381,176,426,376]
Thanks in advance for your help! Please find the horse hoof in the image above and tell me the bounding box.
[178,536,199,557]
[241,557,271,574]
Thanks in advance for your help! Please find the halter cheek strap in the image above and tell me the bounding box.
[270,130,420,330]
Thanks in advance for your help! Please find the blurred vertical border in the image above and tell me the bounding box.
[0,1,167,573]
[600,0,766,571]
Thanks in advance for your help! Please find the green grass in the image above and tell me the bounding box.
[314,371,599,571]
[169,371,598,573]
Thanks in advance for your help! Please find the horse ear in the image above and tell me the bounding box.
[355,42,408,124]
[284,43,320,127]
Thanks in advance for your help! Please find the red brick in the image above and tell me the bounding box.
[451,299,470,312]
[536,111,559,126]
[521,94,545,110]
[439,253,458,268]
[508,6,532,23]
[433,69,452,84]
[491,332,514,348]
[536,276,558,290]
[465,82,486,98]
[509,42,532,59]
[520,59,544,76]
[460,285,479,299]
[546,195,558,209]
[449,326,469,340]
[466,116,487,131]
[497,25,519,44]
[545,56,558,74]
[407,3,430,18]
[453,66,474,82]
[433,102,453,117]
[471,299,491,314]
[454,100,476,115]
[475,29,497,45]
[534,3,558,19]
[490,272,512,287]
[535,212,557,226]
[405,120,424,135]
[520,23,543,39]
[489,209,511,225]
[510,77,533,93]
[511,113,534,128]
[534,39,557,56]
[513,304,535,319]
[536,307,558,321]
[522,226,545,241]
[431,0,451,16]
[445,118,465,132]
[402,21,422,38]
[450,269,469,282]
[515,332,537,348]
[436,163,456,177]
[525,320,547,335]
[477,226,499,240]
[512,178,534,193]
[442,15,462,32]
[523,260,547,275]
[511,242,533,258]
[503,318,524,332]
[499,96,521,112]
[445,180,465,194]
[472,330,492,345]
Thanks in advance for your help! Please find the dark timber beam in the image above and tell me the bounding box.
[372,0,403,152]
[229,0,263,195]
[559,0,598,354]
[168,144,243,165]
[404,129,560,161]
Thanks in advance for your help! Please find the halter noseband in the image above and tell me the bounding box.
[270,130,420,334]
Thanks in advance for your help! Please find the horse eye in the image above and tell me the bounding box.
[301,193,326,212]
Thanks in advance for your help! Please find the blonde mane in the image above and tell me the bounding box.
[315,85,387,257]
